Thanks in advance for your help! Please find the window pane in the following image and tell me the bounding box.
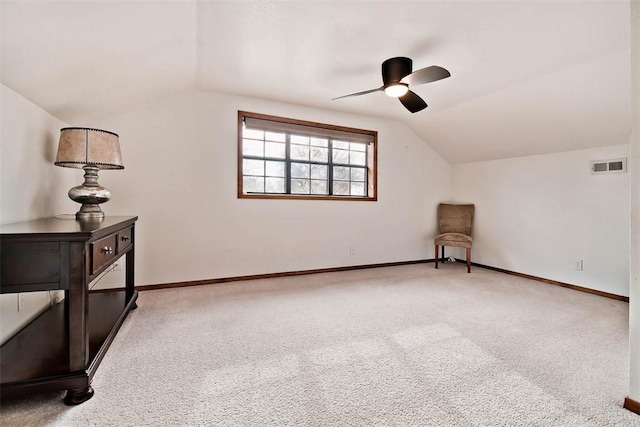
[243,159,264,176]
[243,176,264,193]
[291,135,309,145]
[333,140,349,150]
[265,177,285,193]
[351,182,365,196]
[333,148,349,164]
[350,151,366,166]
[265,141,286,159]
[310,137,328,147]
[350,142,367,152]
[351,167,365,182]
[311,180,327,195]
[266,161,285,177]
[311,147,328,162]
[291,144,310,161]
[243,128,264,140]
[291,162,310,178]
[291,179,310,194]
[333,181,349,195]
[265,131,286,142]
[311,164,327,179]
[243,139,263,157]
[333,166,349,181]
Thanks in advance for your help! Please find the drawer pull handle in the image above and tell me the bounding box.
[121,236,130,242]
[102,246,114,254]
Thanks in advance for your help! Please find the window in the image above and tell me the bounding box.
[238,111,377,201]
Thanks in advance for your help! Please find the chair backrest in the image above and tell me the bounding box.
[438,203,474,236]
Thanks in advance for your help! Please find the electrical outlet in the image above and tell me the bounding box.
[349,246,355,255]
[17,293,25,311]
[574,260,583,271]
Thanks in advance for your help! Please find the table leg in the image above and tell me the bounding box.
[64,386,94,405]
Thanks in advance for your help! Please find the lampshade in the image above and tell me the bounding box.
[55,127,124,170]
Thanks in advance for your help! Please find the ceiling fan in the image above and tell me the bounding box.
[332,57,450,113]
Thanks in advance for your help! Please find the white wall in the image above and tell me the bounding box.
[82,90,452,287]
[628,0,639,405]
[0,84,75,344]
[0,85,76,223]
[452,145,630,297]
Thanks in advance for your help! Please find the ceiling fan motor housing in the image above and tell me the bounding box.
[382,57,413,86]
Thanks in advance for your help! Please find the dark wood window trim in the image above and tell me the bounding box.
[238,111,378,201]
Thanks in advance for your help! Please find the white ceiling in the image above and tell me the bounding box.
[1,1,631,164]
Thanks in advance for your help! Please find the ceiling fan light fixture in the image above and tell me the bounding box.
[332,57,450,113]
[384,84,409,98]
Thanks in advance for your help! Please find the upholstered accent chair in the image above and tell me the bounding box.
[434,203,475,273]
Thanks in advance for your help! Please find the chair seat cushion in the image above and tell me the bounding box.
[434,232,473,248]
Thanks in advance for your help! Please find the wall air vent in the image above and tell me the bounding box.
[590,158,627,175]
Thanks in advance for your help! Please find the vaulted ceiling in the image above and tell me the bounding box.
[1,1,631,164]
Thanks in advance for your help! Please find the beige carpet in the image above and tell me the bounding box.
[1,263,638,426]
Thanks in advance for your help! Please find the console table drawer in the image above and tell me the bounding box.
[117,227,132,253]
[0,242,67,292]
[91,234,117,274]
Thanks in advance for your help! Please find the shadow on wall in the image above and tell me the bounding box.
[30,128,64,218]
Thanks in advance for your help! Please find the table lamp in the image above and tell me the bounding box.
[55,127,124,221]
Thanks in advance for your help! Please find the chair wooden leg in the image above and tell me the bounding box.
[466,247,471,273]
[434,245,439,269]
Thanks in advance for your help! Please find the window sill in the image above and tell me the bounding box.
[238,193,377,202]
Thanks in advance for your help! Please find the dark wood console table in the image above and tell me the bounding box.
[0,216,138,405]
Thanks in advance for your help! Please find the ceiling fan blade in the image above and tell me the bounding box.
[332,87,383,100]
[400,65,450,86]
[399,90,428,113]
